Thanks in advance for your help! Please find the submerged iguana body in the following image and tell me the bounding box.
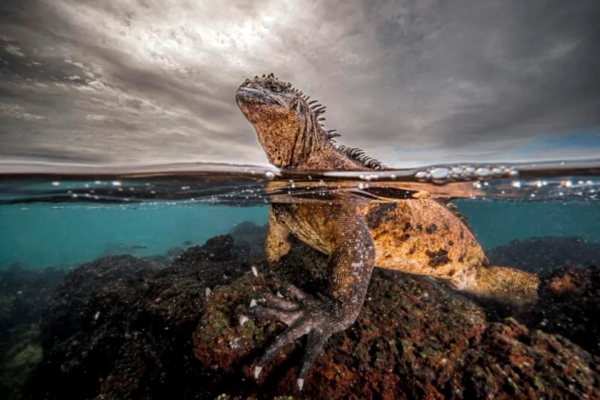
[235,73,539,388]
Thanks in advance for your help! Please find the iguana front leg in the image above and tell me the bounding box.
[249,205,375,389]
[264,205,291,266]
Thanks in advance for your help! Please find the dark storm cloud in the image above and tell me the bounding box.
[0,0,268,162]
[316,0,600,161]
[0,0,599,167]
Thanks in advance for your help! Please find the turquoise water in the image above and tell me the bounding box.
[0,204,267,269]
[1,198,598,270]
[1,163,600,399]
[455,200,600,249]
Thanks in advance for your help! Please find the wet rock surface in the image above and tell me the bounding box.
[519,265,600,356]
[25,237,257,400]
[192,243,600,399]
[1,233,599,399]
[228,221,268,257]
[0,265,66,337]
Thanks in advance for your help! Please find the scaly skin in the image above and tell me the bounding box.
[235,73,540,389]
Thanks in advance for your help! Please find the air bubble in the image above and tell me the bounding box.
[474,168,490,178]
[430,167,449,183]
[264,171,275,180]
[415,171,428,180]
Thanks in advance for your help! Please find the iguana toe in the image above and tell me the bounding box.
[248,285,345,388]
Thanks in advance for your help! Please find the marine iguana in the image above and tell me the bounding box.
[235,73,539,389]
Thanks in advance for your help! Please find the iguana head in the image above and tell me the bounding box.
[235,73,332,168]
[236,73,385,170]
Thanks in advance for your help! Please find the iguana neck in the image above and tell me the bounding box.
[256,117,370,171]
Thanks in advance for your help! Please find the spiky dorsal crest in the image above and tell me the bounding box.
[261,73,386,170]
[335,144,386,170]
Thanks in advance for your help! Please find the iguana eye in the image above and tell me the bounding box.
[269,84,283,93]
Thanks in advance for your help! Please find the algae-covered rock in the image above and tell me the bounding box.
[192,242,600,399]
[173,234,237,264]
[26,240,256,400]
[0,264,65,400]
[464,318,599,399]
[228,221,268,257]
[29,255,159,399]
[0,264,65,340]
[0,325,41,400]
[519,265,600,357]
[23,235,600,399]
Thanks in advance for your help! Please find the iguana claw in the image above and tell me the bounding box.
[248,285,345,387]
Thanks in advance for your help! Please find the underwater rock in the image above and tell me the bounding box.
[463,317,598,399]
[0,265,65,399]
[141,247,185,269]
[141,254,172,269]
[166,246,184,258]
[173,234,237,264]
[487,236,600,274]
[0,264,66,335]
[228,221,268,257]
[26,236,600,399]
[519,265,600,357]
[28,255,159,399]
[0,325,41,400]
[26,239,255,400]
[192,243,600,399]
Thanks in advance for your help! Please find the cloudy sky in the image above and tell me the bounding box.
[1,0,599,168]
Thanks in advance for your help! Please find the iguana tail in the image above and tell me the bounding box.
[452,266,540,306]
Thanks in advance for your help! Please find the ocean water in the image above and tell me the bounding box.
[1,160,600,399]
[2,160,598,270]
